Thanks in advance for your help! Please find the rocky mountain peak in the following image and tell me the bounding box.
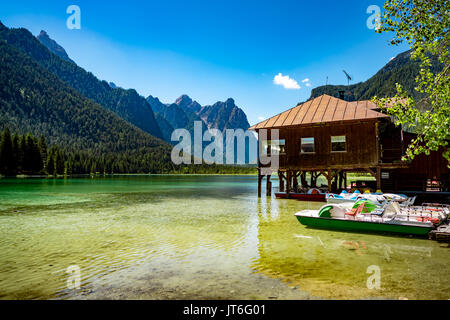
[36,30,75,64]
[225,98,235,105]
[175,94,193,106]
[38,30,48,37]
[175,94,202,113]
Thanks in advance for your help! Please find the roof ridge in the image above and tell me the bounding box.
[249,94,389,130]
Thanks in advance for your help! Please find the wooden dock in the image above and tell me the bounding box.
[429,223,450,242]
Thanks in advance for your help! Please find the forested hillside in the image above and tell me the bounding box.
[0,22,163,139]
[0,38,175,173]
[309,50,442,101]
[0,22,257,175]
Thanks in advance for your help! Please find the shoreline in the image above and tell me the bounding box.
[0,173,259,179]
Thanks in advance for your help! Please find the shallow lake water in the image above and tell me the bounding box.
[0,175,448,300]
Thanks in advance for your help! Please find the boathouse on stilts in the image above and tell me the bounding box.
[250,94,449,203]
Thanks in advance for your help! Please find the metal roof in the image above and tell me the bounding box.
[249,95,388,130]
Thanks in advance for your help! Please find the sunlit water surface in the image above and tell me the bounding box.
[0,175,448,300]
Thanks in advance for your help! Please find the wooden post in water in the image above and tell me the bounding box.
[337,171,342,190]
[266,175,272,196]
[278,171,285,192]
[300,171,308,189]
[257,169,263,198]
[344,172,348,191]
[286,170,291,198]
[293,171,299,193]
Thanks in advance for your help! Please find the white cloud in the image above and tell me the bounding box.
[389,57,395,61]
[273,73,301,90]
[301,78,312,87]
[257,116,265,121]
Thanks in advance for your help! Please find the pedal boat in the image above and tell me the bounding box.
[295,202,438,236]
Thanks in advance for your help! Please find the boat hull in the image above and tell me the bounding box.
[296,215,432,236]
[275,192,325,202]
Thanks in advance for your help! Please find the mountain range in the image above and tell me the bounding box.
[33,26,251,145]
[0,22,253,172]
[147,94,250,143]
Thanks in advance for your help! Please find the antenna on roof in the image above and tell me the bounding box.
[343,70,352,86]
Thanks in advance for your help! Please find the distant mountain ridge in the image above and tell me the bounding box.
[309,50,442,102]
[147,94,250,144]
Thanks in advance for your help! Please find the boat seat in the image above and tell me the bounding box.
[345,203,365,218]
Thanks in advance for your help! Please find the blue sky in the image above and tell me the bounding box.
[2,0,409,125]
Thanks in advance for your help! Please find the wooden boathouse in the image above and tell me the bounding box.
[250,94,449,200]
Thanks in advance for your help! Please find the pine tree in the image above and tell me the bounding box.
[17,135,26,172]
[55,149,65,175]
[90,161,97,174]
[0,128,15,175]
[46,148,55,176]
[38,135,47,172]
[11,133,19,173]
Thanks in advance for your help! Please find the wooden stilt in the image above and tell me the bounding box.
[258,169,263,198]
[300,171,308,188]
[286,170,291,198]
[344,172,347,191]
[266,175,272,196]
[321,170,337,193]
[293,171,299,193]
[278,171,285,192]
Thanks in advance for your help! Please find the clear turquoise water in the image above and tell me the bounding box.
[0,175,448,300]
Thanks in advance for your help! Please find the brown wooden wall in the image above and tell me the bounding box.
[380,132,449,192]
[379,121,403,163]
[267,121,379,169]
[400,132,449,177]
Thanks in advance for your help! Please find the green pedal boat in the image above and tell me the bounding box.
[295,202,439,236]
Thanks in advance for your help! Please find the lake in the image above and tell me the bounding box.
[0,175,448,300]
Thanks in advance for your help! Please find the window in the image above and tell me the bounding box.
[301,137,315,153]
[263,140,286,155]
[331,135,346,152]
